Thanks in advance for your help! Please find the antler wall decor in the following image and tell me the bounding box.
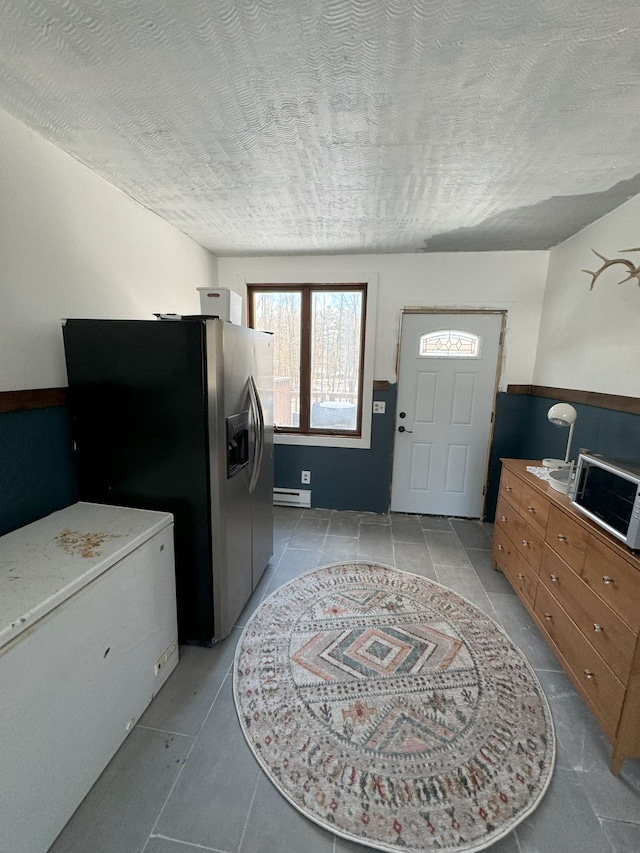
[582,248,640,290]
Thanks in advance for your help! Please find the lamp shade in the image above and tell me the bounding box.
[547,403,577,427]
[543,403,578,467]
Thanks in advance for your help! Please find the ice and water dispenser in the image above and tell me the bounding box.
[226,411,250,478]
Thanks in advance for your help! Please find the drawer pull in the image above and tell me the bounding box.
[501,515,507,522]
[497,544,504,551]
[522,539,529,547]
[602,576,614,585]
[593,623,603,633]
[557,534,566,541]
[583,670,594,679]
[543,612,552,621]
[505,486,512,491]
[517,573,524,579]
[527,506,536,513]
[550,573,559,582]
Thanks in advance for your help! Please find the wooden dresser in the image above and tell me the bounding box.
[493,458,640,775]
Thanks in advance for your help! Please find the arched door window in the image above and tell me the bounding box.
[418,329,481,358]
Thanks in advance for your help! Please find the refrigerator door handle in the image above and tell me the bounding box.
[248,374,265,494]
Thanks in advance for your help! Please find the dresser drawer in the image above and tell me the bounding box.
[499,467,523,510]
[540,545,635,683]
[493,523,514,569]
[520,482,550,539]
[546,505,589,573]
[495,494,544,572]
[494,525,538,609]
[535,581,625,739]
[581,536,640,633]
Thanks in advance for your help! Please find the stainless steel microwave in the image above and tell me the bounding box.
[567,453,640,549]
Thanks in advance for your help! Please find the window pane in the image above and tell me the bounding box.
[418,330,481,358]
[310,290,363,431]
[253,291,301,428]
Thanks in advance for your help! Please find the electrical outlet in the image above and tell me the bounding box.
[301,470,311,484]
[373,401,386,414]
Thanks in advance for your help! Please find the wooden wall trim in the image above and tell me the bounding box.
[506,384,640,416]
[6,382,633,414]
[2,383,392,412]
[0,388,68,413]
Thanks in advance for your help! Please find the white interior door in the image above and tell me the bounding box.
[390,312,503,517]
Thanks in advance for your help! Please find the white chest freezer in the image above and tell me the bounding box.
[0,502,179,853]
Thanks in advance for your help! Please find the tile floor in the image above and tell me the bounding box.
[49,508,640,853]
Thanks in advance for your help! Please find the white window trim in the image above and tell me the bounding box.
[245,273,378,450]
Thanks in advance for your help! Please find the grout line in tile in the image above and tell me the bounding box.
[146,832,232,852]
[145,669,236,848]
[327,531,361,539]
[140,738,199,853]
[599,816,640,827]
[236,770,263,853]
[511,829,525,852]
[449,527,464,548]
[284,545,325,552]
[135,724,197,739]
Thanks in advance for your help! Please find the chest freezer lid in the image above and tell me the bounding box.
[0,502,173,651]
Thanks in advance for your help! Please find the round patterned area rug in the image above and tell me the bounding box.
[233,562,555,853]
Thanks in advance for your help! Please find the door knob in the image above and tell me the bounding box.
[398,425,413,433]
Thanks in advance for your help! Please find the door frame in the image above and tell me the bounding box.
[393,308,507,519]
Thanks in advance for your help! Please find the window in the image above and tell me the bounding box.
[248,283,367,436]
[418,330,481,358]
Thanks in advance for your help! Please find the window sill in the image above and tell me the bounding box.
[274,431,371,450]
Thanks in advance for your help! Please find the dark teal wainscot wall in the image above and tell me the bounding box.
[486,391,640,522]
[0,405,78,536]
[3,385,637,531]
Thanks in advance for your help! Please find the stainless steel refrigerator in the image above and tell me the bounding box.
[62,317,274,645]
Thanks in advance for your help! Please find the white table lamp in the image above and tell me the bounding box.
[542,403,578,468]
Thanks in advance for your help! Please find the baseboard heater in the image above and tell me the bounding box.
[273,487,311,508]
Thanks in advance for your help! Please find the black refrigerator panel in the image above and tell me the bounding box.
[62,319,215,644]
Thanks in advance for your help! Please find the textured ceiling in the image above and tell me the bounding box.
[2,1,640,255]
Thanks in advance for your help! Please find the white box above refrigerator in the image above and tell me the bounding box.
[197,287,242,324]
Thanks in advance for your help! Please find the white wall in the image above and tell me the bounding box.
[535,194,640,397]
[219,252,550,389]
[0,109,218,392]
